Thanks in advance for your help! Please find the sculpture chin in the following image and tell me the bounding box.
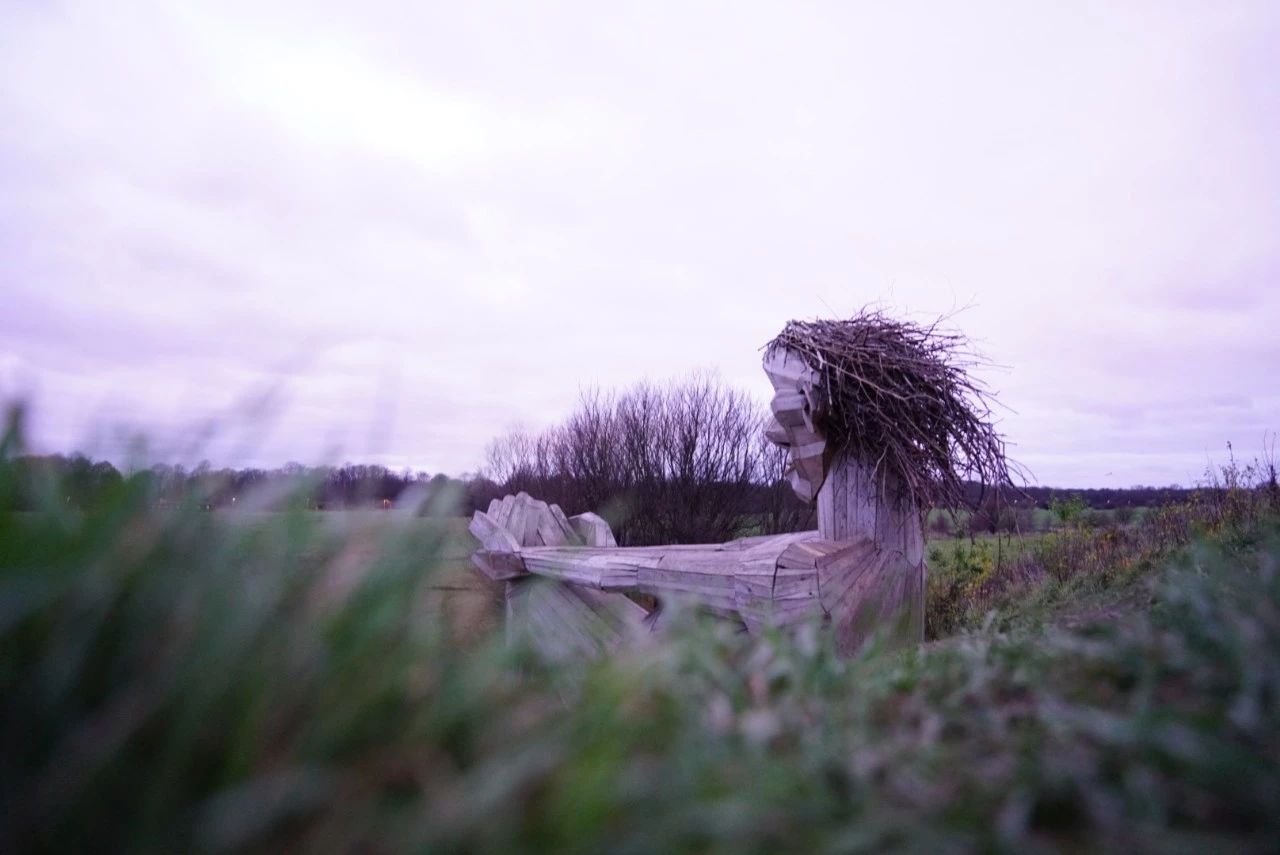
[785,467,819,504]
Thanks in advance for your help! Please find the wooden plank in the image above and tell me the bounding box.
[470,549,527,581]
[535,503,573,547]
[743,530,820,555]
[735,566,822,629]
[721,531,804,551]
[766,597,826,627]
[812,540,878,615]
[528,548,663,569]
[777,538,847,569]
[506,577,650,663]
[542,585,613,649]
[568,512,617,547]
[835,454,850,540]
[468,510,521,553]
[820,547,924,656]
[494,494,515,530]
[575,584,650,634]
[762,348,818,386]
[528,584,607,659]
[521,552,638,590]
[818,546,886,619]
[770,391,810,426]
[816,539,877,570]
[548,503,580,545]
[772,568,819,601]
[503,496,527,545]
[515,496,539,546]
[654,552,751,574]
[640,565,736,591]
[817,454,924,570]
[637,567,737,611]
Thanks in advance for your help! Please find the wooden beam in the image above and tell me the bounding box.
[470,549,527,582]
[505,577,650,663]
[468,510,522,554]
[568,512,617,547]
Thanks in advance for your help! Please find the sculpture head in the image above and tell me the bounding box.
[762,348,830,503]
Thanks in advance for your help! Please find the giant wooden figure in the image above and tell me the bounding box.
[470,315,1005,659]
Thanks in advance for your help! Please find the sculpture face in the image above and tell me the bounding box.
[762,349,829,503]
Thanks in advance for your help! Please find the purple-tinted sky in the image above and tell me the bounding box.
[2,1,1277,486]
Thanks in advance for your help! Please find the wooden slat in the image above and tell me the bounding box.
[770,597,826,627]
[468,510,521,553]
[770,391,810,426]
[817,544,885,619]
[817,453,923,564]
[817,539,878,571]
[777,538,845,569]
[505,577,650,663]
[494,494,515,529]
[772,566,819,601]
[568,511,617,547]
[521,551,639,590]
[762,348,817,386]
[470,549,527,581]
[820,547,926,656]
[548,503,580,544]
[535,503,571,547]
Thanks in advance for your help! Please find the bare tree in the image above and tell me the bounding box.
[756,421,816,535]
[484,374,778,545]
[482,425,537,485]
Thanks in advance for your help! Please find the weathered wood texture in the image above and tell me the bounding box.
[817,453,924,563]
[471,493,647,658]
[517,531,824,629]
[569,511,617,547]
[816,453,926,646]
[505,577,649,663]
[469,473,927,656]
[762,349,828,503]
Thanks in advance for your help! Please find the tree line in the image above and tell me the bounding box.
[6,454,505,515]
[10,373,1234,545]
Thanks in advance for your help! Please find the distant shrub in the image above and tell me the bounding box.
[928,451,1280,633]
[1049,494,1087,528]
[1081,509,1112,529]
[929,511,955,536]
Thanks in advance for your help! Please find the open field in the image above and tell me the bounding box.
[5,456,1280,851]
[217,510,505,642]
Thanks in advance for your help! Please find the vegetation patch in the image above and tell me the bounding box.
[3,411,1279,852]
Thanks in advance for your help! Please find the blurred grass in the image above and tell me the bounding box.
[3,410,1280,852]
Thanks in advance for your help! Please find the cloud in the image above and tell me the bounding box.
[1,0,1277,485]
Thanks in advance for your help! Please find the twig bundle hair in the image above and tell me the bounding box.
[764,309,1017,510]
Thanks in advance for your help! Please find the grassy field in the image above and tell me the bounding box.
[4,441,1280,852]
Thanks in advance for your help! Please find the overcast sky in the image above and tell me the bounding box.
[2,1,1277,486]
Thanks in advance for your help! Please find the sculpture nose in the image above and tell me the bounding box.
[765,417,790,447]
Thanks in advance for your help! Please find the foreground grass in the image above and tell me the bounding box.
[3,443,1280,851]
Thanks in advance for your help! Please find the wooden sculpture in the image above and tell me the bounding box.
[470,312,1011,659]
